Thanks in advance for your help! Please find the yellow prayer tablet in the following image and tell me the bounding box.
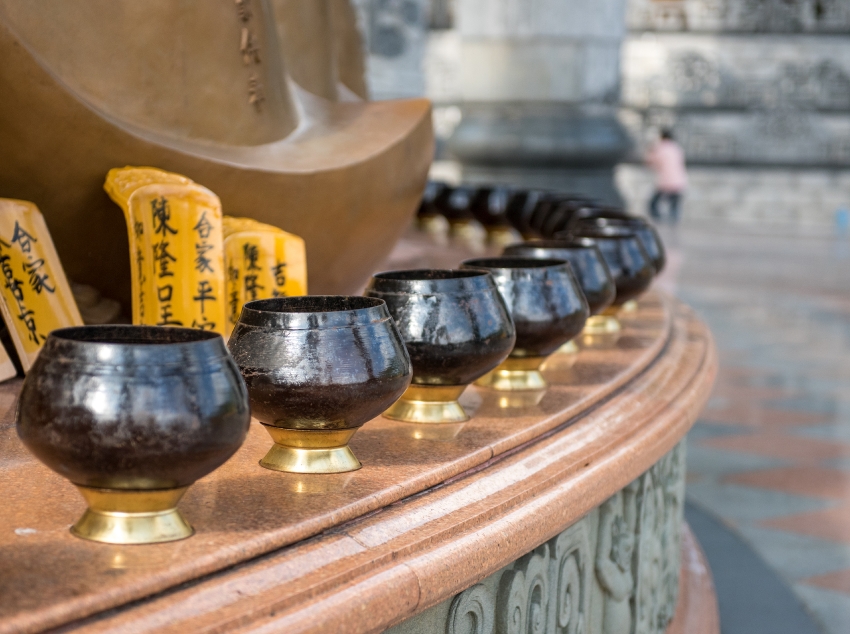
[0,199,83,371]
[127,183,227,334]
[104,166,193,213]
[222,216,307,336]
[105,166,195,325]
[105,167,306,338]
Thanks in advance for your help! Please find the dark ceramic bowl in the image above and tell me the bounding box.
[503,239,616,316]
[468,185,514,231]
[435,185,475,222]
[565,205,631,229]
[460,257,588,357]
[364,269,515,422]
[17,326,250,490]
[417,181,449,219]
[228,296,411,472]
[16,325,250,543]
[571,216,666,273]
[229,296,410,432]
[528,195,591,238]
[505,190,547,238]
[539,199,591,238]
[567,226,655,307]
[460,257,589,390]
[365,269,515,386]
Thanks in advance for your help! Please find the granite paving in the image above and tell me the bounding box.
[666,220,850,634]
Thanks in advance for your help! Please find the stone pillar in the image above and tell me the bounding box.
[446,0,632,203]
[351,0,431,100]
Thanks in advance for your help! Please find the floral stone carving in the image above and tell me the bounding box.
[387,441,687,634]
[447,584,496,634]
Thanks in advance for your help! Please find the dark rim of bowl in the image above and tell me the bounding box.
[367,268,495,295]
[570,226,638,240]
[577,216,648,228]
[238,296,390,330]
[505,238,598,251]
[373,269,486,281]
[50,325,221,346]
[461,257,568,270]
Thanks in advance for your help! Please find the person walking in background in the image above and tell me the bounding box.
[645,129,687,224]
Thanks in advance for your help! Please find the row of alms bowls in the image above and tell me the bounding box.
[14,228,660,543]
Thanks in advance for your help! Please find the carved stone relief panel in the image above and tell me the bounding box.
[626,0,850,33]
[351,0,429,98]
[447,584,496,634]
[595,487,637,634]
[456,0,627,39]
[497,545,551,634]
[626,108,850,165]
[386,440,687,634]
[622,32,850,165]
[549,523,592,634]
[622,35,850,111]
[632,443,686,634]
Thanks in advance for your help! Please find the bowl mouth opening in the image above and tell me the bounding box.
[571,226,636,239]
[244,296,384,314]
[508,238,596,250]
[463,257,567,270]
[580,205,627,214]
[50,325,221,346]
[373,269,488,282]
[578,216,647,228]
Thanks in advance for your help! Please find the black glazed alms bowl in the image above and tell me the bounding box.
[563,205,632,230]
[364,269,515,423]
[16,325,251,544]
[227,296,411,474]
[571,216,666,274]
[567,226,656,333]
[461,257,588,390]
[502,239,616,316]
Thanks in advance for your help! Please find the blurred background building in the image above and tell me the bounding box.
[619,0,850,229]
[353,0,850,228]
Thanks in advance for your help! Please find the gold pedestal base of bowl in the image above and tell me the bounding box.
[383,384,469,424]
[582,313,622,335]
[475,357,547,392]
[260,426,362,474]
[418,214,449,242]
[71,486,193,544]
[449,219,486,252]
[486,226,521,248]
[621,299,638,313]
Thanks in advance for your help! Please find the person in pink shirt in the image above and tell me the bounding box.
[645,129,687,224]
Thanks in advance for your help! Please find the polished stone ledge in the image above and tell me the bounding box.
[0,291,717,633]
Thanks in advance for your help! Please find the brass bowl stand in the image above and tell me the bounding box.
[383,384,469,424]
[71,486,193,544]
[620,299,638,313]
[582,312,622,335]
[260,426,362,474]
[580,306,624,349]
[475,356,547,392]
